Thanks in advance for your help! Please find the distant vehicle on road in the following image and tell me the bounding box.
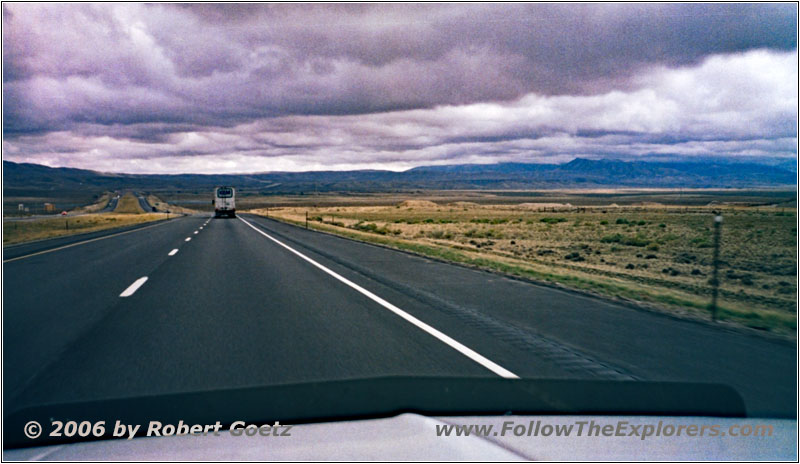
[60,211,67,216]
[213,186,236,218]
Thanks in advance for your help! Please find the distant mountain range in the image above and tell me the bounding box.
[3,158,796,197]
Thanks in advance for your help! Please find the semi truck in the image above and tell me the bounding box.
[213,186,236,218]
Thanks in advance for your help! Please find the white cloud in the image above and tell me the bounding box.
[2,2,796,173]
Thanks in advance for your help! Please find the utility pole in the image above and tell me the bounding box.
[710,213,723,321]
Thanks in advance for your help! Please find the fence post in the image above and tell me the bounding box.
[710,213,723,321]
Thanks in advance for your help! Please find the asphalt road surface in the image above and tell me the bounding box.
[135,193,153,212]
[3,214,796,417]
[101,194,119,213]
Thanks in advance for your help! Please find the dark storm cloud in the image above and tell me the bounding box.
[177,3,797,94]
[1,3,797,173]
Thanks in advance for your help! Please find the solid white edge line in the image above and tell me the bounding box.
[237,216,519,379]
[3,219,174,263]
[120,276,148,297]
[168,249,178,256]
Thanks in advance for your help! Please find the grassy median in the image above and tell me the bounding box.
[71,192,112,214]
[252,202,796,337]
[3,213,169,246]
[113,193,145,213]
[146,194,198,215]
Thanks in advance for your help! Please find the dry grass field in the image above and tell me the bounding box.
[2,193,193,246]
[161,188,795,213]
[71,192,111,214]
[146,194,198,215]
[253,200,796,336]
[3,213,169,245]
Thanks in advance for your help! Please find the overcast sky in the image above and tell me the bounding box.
[3,3,797,174]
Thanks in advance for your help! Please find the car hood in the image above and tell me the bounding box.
[5,413,796,461]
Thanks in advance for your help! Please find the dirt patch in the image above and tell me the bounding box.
[447,201,480,208]
[398,200,438,208]
[515,202,573,209]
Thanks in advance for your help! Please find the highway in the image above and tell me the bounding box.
[3,194,120,222]
[3,214,796,417]
[100,194,120,212]
[135,193,154,212]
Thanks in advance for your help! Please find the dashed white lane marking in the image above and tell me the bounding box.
[168,249,178,256]
[237,216,519,379]
[120,277,148,297]
[194,231,199,234]
[185,237,191,242]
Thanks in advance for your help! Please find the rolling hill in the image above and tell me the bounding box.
[3,158,796,199]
